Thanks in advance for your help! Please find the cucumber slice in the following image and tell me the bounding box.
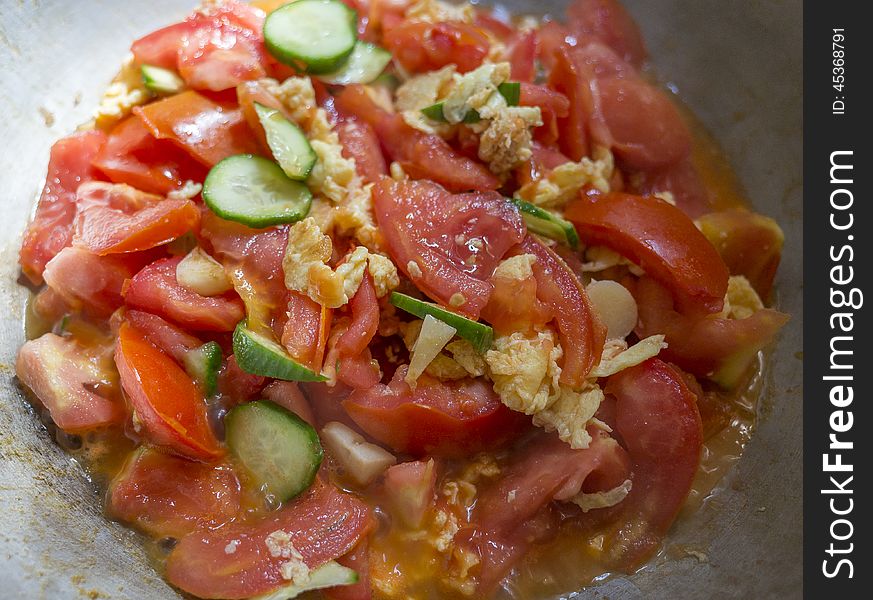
[390,292,493,354]
[202,154,312,228]
[141,64,185,95]
[225,400,323,502]
[263,0,357,73]
[182,341,222,398]
[318,41,392,85]
[233,321,326,382]
[512,198,581,249]
[251,561,358,600]
[421,82,522,123]
[254,103,317,181]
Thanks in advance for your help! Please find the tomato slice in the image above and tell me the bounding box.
[458,432,630,592]
[336,273,379,356]
[134,91,259,167]
[344,366,527,458]
[334,85,499,192]
[218,354,268,404]
[565,191,729,315]
[43,247,134,318]
[334,116,388,185]
[506,29,537,82]
[115,322,222,460]
[589,77,691,170]
[19,130,107,285]
[323,538,372,600]
[165,482,372,599]
[125,309,202,363]
[108,448,241,539]
[281,290,331,372]
[519,82,570,146]
[131,21,195,70]
[92,116,207,196]
[16,332,125,432]
[384,21,490,74]
[633,276,789,384]
[696,209,785,299]
[547,46,590,161]
[598,359,702,569]
[72,182,199,256]
[237,80,291,152]
[373,177,525,319]
[566,0,647,67]
[516,236,605,387]
[124,256,245,332]
[628,157,712,218]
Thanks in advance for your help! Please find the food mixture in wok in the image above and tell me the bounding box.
[14,0,789,598]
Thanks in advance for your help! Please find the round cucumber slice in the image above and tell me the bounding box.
[318,41,392,85]
[233,321,327,382]
[225,400,323,502]
[202,154,312,228]
[263,0,357,74]
[254,103,317,181]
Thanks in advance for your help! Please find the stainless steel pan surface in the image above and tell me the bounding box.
[0,1,802,597]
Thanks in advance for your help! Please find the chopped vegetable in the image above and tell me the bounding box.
[182,341,223,398]
[253,103,317,181]
[421,81,522,123]
[391,292,493,354]
[263,0,357,73]
[202,154,313,228]
[251,561,359,600]
[405,314,457,387]
[511,198,580,249]
[585,279,638,339]
[318,41,392,85]
[320,421,397,487]
[233,321,327,382]
[140,64,185,95]
[225,400,323,501]
[175,247,233,297]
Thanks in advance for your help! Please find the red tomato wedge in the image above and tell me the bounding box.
[124,256,245,332]
[547,47,590,161]
[19,130,107,285]
[520,82,570,146]
[599,359,702,570]
[633,276,789,386]
[115,322,222,460]
[165,482,371,599]
[344,366,526,458]
[336,273,379,356]
[218,354,267,404]
[16,333,125,432]
[372,178,525,319]
[324,538,372,600]
[459,432,631,592]
[43,247,134,318]
[516,236,606,387]
[134,91,259,167]
[629,158,712,218]
[108,448,241,539]
[506,29,537,82]
[334,116,388,185]
[73,182,199,256]
[697,209,785,299]
[125,309,202,362]
[384,21,490,74]
[92,116,207,196]
[131,21,194,70]
[281,290,331,372]
[334,86,499,192]
[566,0,647,67]
[589,77,691,170]
[565,191,729,315]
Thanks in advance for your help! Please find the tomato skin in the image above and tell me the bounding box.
[565,191,729,315]
[124,256,245,332]
[335,86,499,192]
[337,274,379,356]
[696,209,785,299]
[134,91,260,167]
[19,130,107,285]
[566,0,647,67]
[115,322,223,460]
[16,333,125,432]
[547,47,590,161]
[384,21,490,74]
[520,82,570,146]
[372,177,525,319]
[516,236,605,387]
[165,482,372,599]
[344,366,527,458]
[633,276,789,384]
[281,290,331,372]
[72,182,199,256]
[92,116,207,196]
[599,359,702,569]
[590,77,691,170]
[108,448,241,539]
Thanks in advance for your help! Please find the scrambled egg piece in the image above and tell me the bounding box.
[334,183,383,251]
[445,339,486,377]
[265,530,310,586]
[442,62,511,123]
[493,253,537,280]
[581,245,644,276]
[367,253,400,298]
[283,218,371,308]
[532,384,604,449]
[476,105,543,175]
[485,329,562,414]
[516,146,615,208]
[94,54,151,129]
[721,275,764,320]
[396,66,457,112]
[589,335,667,378]
[572,479,633,513]
[405,0,475,24]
